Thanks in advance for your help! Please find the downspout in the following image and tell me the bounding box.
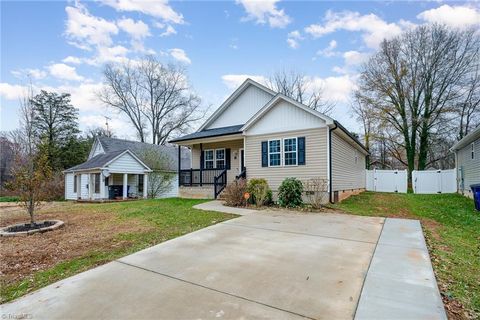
[329,123,338,204]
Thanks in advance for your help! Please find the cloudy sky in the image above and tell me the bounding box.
[1,1,479,140]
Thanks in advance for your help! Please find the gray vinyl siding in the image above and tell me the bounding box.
[331,132,366,191]
[191,139,244,184]
[64,173,76,200]
[244,127,328,191]
[456,139,480,196]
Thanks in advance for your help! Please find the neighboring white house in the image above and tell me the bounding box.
[170,78,369,202]
[451,126,480,198]
[63,136,190,201]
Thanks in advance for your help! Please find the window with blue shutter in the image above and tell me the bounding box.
[261,141,268,167]
[298,137,305,165]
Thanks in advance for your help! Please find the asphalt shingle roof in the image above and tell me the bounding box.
[169,124,243,143]
[64,149,126,172]
[65,137,191,172]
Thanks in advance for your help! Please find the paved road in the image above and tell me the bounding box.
[1,203,446,319]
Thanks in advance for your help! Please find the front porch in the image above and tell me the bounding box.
[176,136,246,199]
[73,172,149,201]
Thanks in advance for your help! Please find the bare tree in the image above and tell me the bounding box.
[139,148,175,198]
[99,56,204,144]
[457,64,480,139]
[266,69,335,115]
[355,24,479,178]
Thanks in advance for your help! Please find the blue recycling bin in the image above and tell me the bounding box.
[471,184,480,211]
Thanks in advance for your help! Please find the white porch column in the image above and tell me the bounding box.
[100,174,105,199]
[123,173,128,199]
[143,174,148,199]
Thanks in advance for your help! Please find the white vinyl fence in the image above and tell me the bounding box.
[412,169,457,194]
[366,169,408,193]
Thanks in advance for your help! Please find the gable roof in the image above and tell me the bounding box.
[450,126,480,151]
[64,149,149,172]
[97,136,191,170]
[241,93,334,132]
[197,78,276,131]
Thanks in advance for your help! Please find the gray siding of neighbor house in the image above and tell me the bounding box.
[65,173,76,200]
[191,139,244,184]
[457,138,480,198]
[244,127,328,192]
[331,131,366,192]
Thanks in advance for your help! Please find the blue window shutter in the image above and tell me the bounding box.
[226,149,231,169]
[298,137,305,165]
[261,141,268,167]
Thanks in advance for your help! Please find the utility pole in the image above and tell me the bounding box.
[104,116,111,136]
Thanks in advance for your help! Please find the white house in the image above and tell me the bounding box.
[170,78,369,202]
[63,136,190,201]
[451,126,480,198]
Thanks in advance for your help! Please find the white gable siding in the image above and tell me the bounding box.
[244,100,326,136]
[207,85,274,129]
[331,132,366,191]
[106,152,146,173]
[65,173,76,200]
[89,141,104,159]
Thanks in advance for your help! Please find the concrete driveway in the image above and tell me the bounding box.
[1,203,446,320]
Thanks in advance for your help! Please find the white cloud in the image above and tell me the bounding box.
[0,83,27,100]
[47,63,84,81]
[62,56,83,64]
[99,0,184,24]
[417,5,480,29]
[160,25,177,37]
[343,50,369,66]
[305,10,405,49]
[287,30,302,49]
[117,18,150,39]
[169,48,191,64]
[65,4,119,50]
[11,68,47,80]
[237,0,291,28]
[221,74,267,89]
[308,75,357,103]
[317,40,338,57]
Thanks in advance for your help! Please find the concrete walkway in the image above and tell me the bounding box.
[1,202,446,320]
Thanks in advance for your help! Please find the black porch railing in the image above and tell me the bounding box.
[179,168,226,186]
[214,169,227,199]
[235,168,246,180]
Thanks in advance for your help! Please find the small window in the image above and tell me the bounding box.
[215,149,225,169]
[94,173,100,193]
[138,175,144,193]
[204,150,214,169]
[472,142,475,160]
[284,138,297,166]
[268,140,281,166]
[73,175,77,193]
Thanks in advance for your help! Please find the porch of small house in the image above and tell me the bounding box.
[73,171,148,202]
[176,137,246,199]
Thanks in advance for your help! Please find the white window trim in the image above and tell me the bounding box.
[283,137,298,167]
[204,148,226,169]
[268,139,281,167]
[204,149,214,169]
[215,148,226,169]
[472,142,475,160]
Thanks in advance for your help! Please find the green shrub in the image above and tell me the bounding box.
[246,178,272,206]
[223,179,247,207]
[0,196,20,202]
[278,177,303,207]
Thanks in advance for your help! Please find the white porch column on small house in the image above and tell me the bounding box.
[143,174,148,199]
[123,173,128,199]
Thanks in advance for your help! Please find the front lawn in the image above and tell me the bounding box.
[0,198,236,304]
[334,192,479,319]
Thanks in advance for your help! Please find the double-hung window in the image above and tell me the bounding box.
[268,140,281,166]
[204,150,214,169]
[215,149,225,169]
[283,138,297,166]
